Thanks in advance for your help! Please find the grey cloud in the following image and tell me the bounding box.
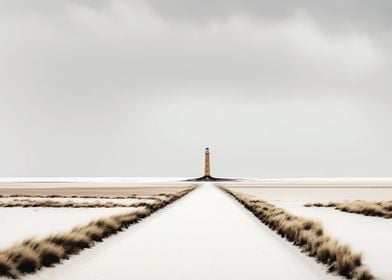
[144,0,392,30]
[0,0,391,177]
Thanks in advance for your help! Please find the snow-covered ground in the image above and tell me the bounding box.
[230,186,392,280]
[25,183,337,280]
[228,185,392,203]
[232,177,392,187]
[0,207,140,248]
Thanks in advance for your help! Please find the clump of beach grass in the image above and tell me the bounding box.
[34,242,65,267]
[5,246,40,274]
[219,186,374,280]
[1,194,161,200]
[304,200,392,218]
[356,267,374,280]
[0,254,15,278]
[0,199,159,208]
[0,186,196,278]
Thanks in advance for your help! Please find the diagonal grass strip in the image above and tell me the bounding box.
[219,186,374,280]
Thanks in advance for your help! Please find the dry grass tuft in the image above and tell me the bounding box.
[2,194,155,200]
[305,200,392,218]
[35,243,65,267]
[0,254,15,278]
[6,246,40,274]
[0,199,156,208]
[72,225,105,242]
[0,186,196,278]
[219,186,374,280]
[356,267,374,280]
[46,232,92,255]
[21,240,65,268]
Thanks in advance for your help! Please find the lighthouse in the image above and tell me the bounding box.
[204,147,211,177]
[186,147,234,181]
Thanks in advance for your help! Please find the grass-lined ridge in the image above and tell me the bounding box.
[305,200,392,218]
[219,186,374,280]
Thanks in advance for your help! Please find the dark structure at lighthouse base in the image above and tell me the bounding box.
[185,175,236,182]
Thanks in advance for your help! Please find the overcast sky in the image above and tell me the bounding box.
[1,0,392,178]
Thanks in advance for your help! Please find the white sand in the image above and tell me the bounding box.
[25,184,336,280]
[229,186,392,204]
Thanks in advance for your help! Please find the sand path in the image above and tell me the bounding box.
[25,183,337,280]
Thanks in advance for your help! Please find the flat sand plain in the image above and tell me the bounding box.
[226,186,392,202]
[224,178,392,202]
[0,182,194,196]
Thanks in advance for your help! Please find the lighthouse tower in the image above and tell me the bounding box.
[186,147,234,181]
[204,147,211,177]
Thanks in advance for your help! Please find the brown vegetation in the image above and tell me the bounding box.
[0,187,196,278]
[0,194,156,200]
[304,200,392,218]
[0,199,154,208]
[219,186,374,280]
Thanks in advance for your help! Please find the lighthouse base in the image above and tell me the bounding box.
[186,176,236,182]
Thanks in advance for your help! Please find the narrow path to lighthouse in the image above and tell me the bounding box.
[25,184,337,280]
